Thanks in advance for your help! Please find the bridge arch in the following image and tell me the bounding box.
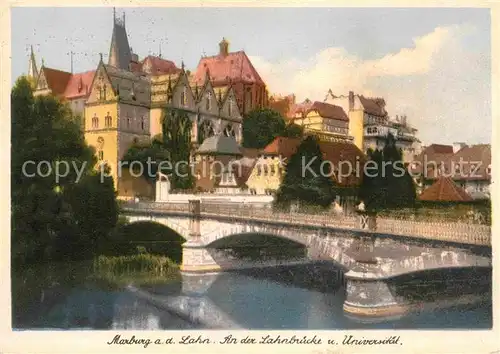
[115,219,188,263]
[124,215,191,240]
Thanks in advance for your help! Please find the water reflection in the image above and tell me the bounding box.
[13,262,492,330]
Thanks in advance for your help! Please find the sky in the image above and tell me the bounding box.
[11,7,491,145]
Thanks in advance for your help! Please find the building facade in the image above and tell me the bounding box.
[27,11,266,199]
[246,136,365,196]
[288,99,354,143]
[192,38,268,115]
[411,144,491,200]
[324,90,421,162]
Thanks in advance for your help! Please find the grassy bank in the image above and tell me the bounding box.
[12,254,181,326]
[90,254,181,288]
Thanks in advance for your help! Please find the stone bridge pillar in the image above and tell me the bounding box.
[180,200,219,273]
[343,270,406,321]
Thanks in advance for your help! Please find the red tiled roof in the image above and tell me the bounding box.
[358,95,387,117]
[40,67,73,96]
[263,136,366,186]
[450,144,491,181]
[141,55,181,75]
[290,100,348,121]
[426,144,454,154]
[412,144,490,181]
[63,70,95,99]
[419,176,473,202]
[193,51,265,86]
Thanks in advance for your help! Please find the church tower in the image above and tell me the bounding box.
[108,9,132,70]
[27,45,38,87]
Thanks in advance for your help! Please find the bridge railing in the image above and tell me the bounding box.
[120,201,491,246]
[375,217,491,246]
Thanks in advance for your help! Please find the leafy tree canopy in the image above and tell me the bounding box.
[275,135,336,210]
[359,133,416,211]
[11,76,118,267]
[242,108,287,149]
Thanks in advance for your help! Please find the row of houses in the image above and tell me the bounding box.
[412,143,491,200]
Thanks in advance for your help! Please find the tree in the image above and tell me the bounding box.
[161,108,195,190]
[359,133,416,211]
[11,76,118,266]
[283,122,304,138]
[122,139,171,186]
[242,108,287,149]
[123,108,195,191]
[275,136,336,210]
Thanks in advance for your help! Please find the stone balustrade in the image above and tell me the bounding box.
[121,201,491,246]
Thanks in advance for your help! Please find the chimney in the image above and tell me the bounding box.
[219,37,229,57]
[401,115,407,126]
[348,91,354,110]
[452,142,466,154]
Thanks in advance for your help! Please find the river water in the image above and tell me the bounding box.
[13,263,492,330]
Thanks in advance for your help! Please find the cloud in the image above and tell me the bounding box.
[249,25,490,145]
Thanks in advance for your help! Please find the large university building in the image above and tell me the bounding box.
[27,12,268,198]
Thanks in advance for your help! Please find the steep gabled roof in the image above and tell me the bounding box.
[193,50,265,86]
[37,67,73,96]
[139,55,180,75]
[290,100,348,121]
[358,95,387,117]
[63,70,95,99]
[419,176,473,202]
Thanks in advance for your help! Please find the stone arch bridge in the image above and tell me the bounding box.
[121,201,491,319]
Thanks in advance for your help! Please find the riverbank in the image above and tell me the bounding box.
[12,256,181,328]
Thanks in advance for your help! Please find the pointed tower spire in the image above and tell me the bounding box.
[28,45,38,80]
[181,61,185,72]
[108,9,132,70]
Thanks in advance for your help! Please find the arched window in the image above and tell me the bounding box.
[126,114,131,128]
[198,120,215,144]
[97,137,104,160]
[92,114,99,129]
[105,112,112,128]
[223,124,235,137]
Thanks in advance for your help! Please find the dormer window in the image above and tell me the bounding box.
[228,96,233,116]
